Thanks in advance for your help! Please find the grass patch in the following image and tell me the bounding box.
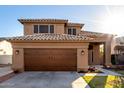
[83,75,124,88]
[109,69,124,75]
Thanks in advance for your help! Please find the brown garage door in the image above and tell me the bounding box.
[24,48,77,71]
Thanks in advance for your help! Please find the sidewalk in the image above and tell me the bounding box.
[96,66,122,76]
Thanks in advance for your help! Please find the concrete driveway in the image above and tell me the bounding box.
[0,71,88,88]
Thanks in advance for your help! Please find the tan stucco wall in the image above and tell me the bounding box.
[104,41,112,66]
[111,38,118,54]
[12,48,24,72]
[12,42,89,72]
[54,24,65,34]
[24,23,33,35]
[77,48,89,71]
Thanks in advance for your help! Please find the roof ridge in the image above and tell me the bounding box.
[18,19,68,23]
[18,18,68,20]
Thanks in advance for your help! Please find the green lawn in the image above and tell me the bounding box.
[83,75,124,88]
[110,69,124,75]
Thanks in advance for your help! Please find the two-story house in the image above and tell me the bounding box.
[6,19,113,72]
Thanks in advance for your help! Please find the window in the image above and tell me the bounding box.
[34,25,38,33]
[50,25,54,33]
[39,25,48,33]
[73,29,76,35]
[68,28,76,35]
[68,29,72,35]
[34,25,54,33]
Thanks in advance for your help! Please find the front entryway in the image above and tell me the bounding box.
[24,48,77,71]
[88,43,105,65]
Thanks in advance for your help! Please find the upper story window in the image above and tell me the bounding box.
[39,25,48,33]
[34,25,38,33]
[68,28,76,35]
[34,25,54,33]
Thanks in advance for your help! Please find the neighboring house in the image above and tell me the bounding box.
[111,36,124,54]
[6,19,113,72]
[0,40,12,64]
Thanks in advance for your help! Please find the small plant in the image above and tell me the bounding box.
[88,66,96,72]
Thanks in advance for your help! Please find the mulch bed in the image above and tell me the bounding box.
[78,70,103,73]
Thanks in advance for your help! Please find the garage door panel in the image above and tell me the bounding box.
[24,48,77,71]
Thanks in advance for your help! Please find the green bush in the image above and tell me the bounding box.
[111,54,116,65]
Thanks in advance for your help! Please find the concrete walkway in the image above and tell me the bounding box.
[79,66,123,76]
[95,65,123,76]
[97,67,122,76]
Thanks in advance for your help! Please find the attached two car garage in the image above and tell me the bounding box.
[24,48,77,71]
[9,34,90,72]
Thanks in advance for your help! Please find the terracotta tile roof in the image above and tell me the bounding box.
[67,23,84,27]
[7,33,93,41]
[80,31,112,38]
[18,19,68,24]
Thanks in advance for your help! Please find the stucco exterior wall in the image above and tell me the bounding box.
[54,24,65,34]
[12,42,89,72]
[104,41,112,66]
[12,48,24,72]
[111,37,120,54]
[24,23,33,35]
[77,48,89,71]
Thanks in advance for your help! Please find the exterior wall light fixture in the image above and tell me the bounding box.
[15,50,19,55]
[81,50,85,55]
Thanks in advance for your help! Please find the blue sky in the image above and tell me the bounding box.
[0,5,123,37]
